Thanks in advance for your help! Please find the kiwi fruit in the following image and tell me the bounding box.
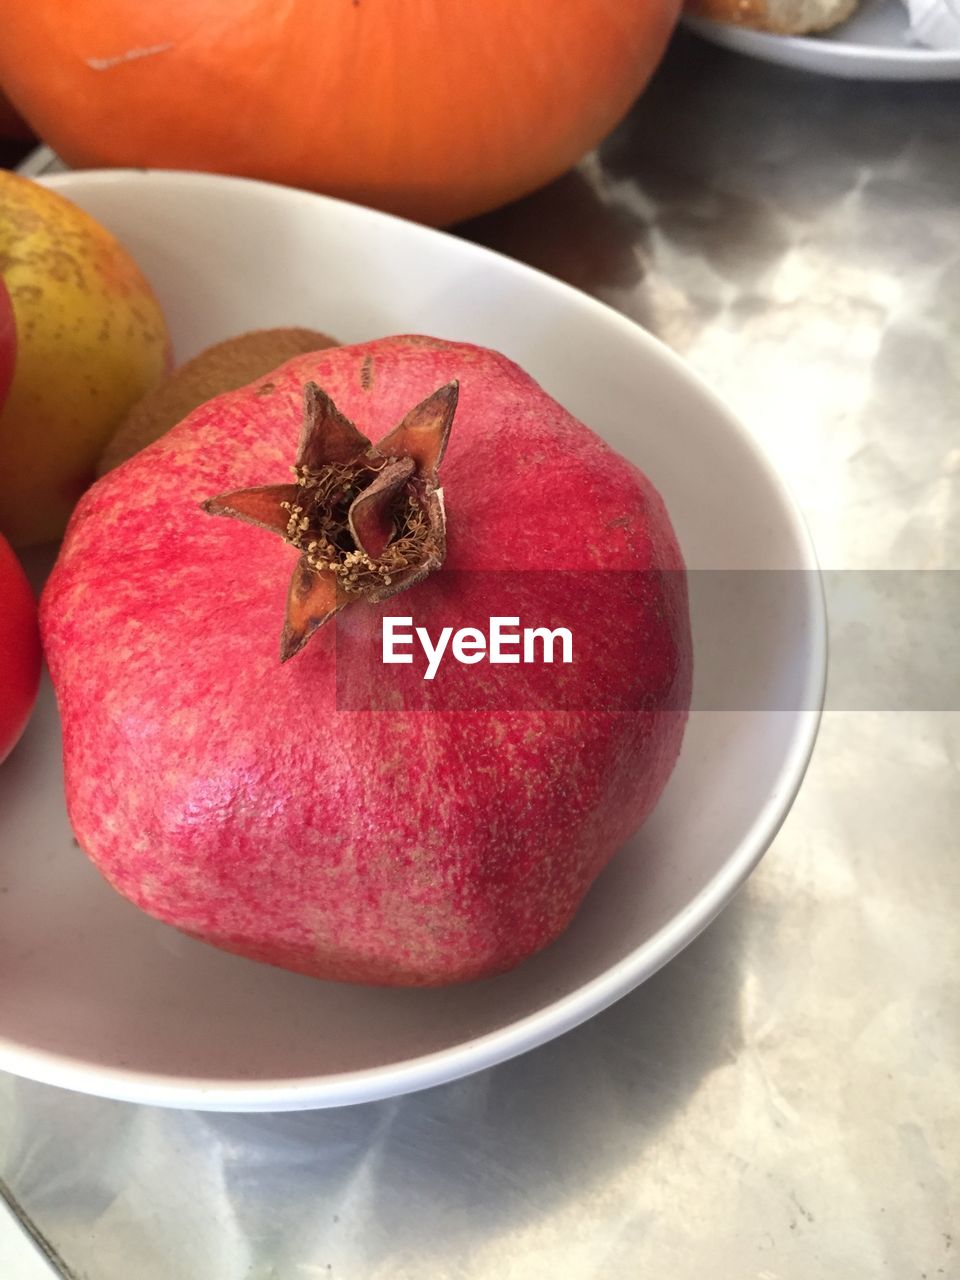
[98,327,339,476]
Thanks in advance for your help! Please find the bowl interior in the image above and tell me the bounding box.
[0,173,823,1109]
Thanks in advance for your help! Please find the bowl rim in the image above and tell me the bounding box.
[0,168,826,1111]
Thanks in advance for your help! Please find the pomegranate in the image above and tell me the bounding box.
[41,337,691,986]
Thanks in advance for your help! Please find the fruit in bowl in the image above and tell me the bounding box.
[42,335,692,986]
[0,171,824,1106]
[0,172,170,546]
[0,533,41,764]
[98,327,340,475]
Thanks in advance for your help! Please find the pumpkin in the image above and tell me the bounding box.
[0,1,679,225]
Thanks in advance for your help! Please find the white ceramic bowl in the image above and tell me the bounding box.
[0,171,825,1111]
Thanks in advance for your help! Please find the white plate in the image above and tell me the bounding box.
[685,0,960,78]
[0,171,825,1111]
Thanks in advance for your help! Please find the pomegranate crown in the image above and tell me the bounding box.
[202,379,458,661]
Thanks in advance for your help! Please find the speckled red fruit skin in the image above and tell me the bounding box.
[0,532,40,763]
[41,337,691,986]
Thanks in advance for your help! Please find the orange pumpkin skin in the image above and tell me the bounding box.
[0,0,679,225]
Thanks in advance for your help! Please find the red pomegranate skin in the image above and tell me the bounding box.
[41,337,691,986]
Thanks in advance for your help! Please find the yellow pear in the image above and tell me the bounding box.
[0,172,170,545]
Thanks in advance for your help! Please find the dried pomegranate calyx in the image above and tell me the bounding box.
[201,379,458,661]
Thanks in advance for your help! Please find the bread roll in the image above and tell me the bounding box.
[686,0,858,35]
